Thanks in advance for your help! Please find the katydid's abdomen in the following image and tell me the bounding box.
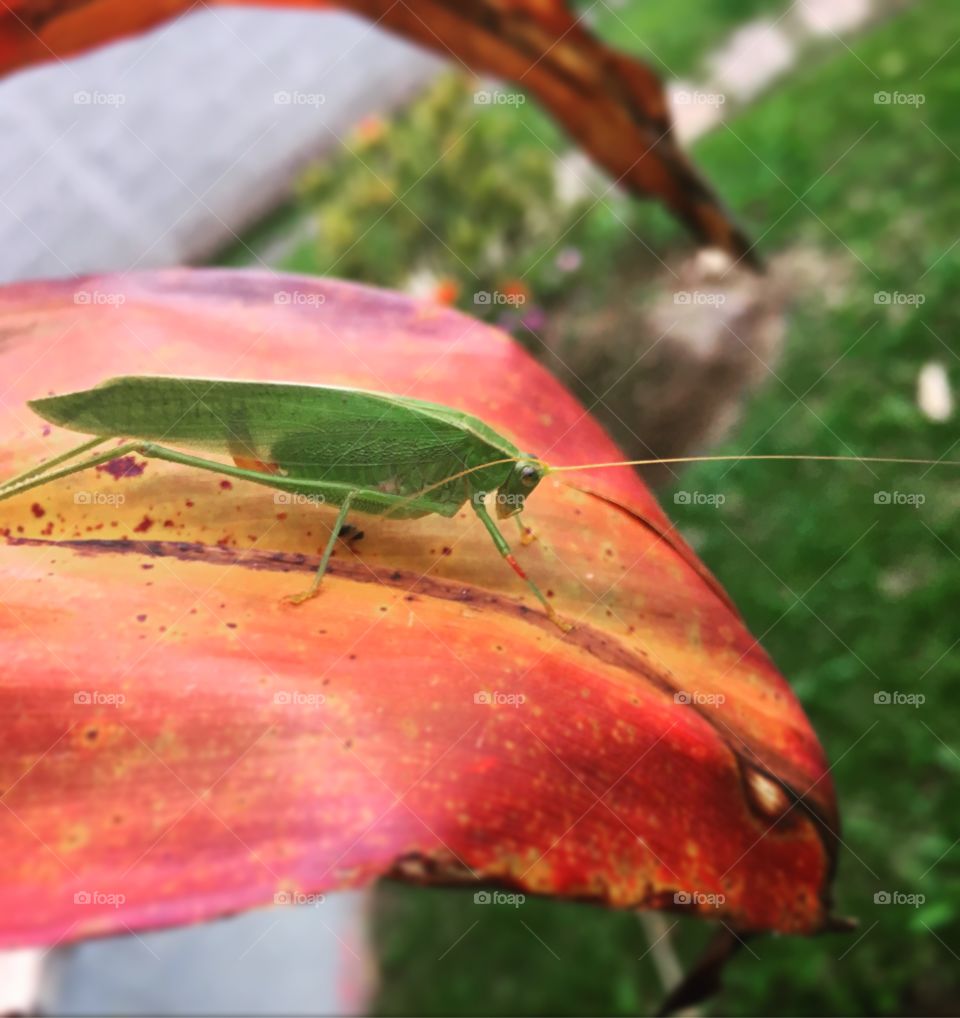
[28,376,519,517]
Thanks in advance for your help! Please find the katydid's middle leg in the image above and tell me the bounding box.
[472,500,571,632]
[285,491,356,606]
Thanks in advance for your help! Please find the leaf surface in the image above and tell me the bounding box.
[0,269,833,946]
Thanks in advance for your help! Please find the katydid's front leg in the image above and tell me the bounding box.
[472,499,571,632]
[285,492,356,606]
[514,513,536,547]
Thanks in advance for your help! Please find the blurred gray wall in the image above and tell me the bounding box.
[0,5,442,283]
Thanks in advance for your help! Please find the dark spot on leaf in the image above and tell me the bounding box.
[220,480,232,490]
[136,614,147,623]
[31,503,45,518]
[441,546,452,556]
[98,455,145,480]
[134,516,153,533]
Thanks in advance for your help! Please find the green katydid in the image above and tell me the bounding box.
[0,375,954,631]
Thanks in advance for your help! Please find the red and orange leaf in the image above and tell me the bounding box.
[0,0,757,264]
[0,270,832,946]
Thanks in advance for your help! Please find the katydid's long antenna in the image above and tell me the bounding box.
[543,454,960,472]
[388,452,960,519]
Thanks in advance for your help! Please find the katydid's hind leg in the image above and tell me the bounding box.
[514,513,536,547]
[285,492,356,607]
[472,500,571,633]
[0,436,110,496]
[0,440,144,503]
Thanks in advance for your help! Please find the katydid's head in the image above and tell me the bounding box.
[495,457,545,518]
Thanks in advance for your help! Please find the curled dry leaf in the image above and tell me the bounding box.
[0,269,833,946]
[0,0,757,264]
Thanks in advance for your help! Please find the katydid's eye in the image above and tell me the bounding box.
[519,465,539,487]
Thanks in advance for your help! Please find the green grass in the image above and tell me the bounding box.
[578,0,787,78]
[673,4,960,1013]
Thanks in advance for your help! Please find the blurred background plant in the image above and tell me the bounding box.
[217,1,960,1014]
